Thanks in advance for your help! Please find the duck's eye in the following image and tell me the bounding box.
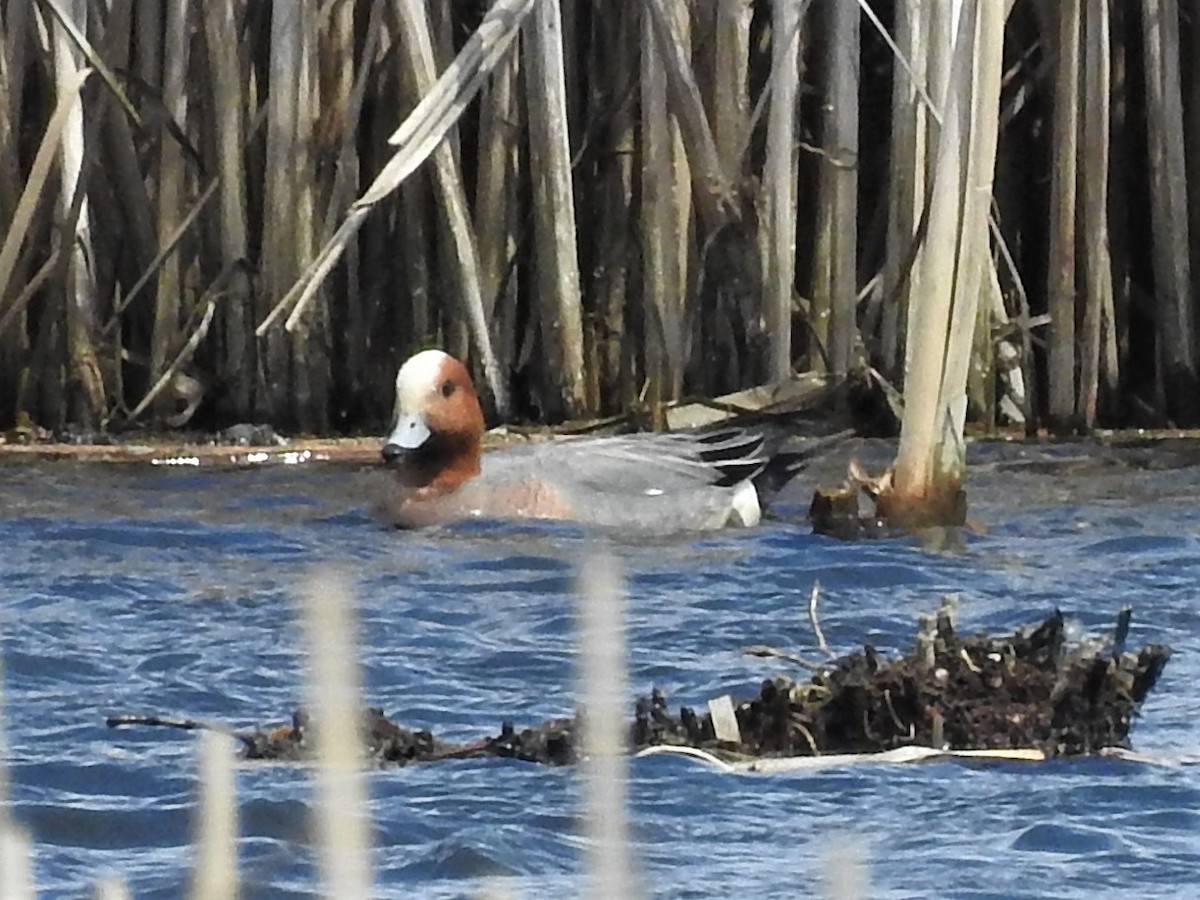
[440,380,456,398]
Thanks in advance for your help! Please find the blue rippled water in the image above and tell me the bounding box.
[2,440,1199,898]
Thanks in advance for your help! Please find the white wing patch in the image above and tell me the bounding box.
[730,481,762,527]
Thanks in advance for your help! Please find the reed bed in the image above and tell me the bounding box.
[0,1,1197,435]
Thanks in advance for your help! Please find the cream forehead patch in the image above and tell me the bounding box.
[395,349,451,411]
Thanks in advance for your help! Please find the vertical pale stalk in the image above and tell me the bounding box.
[301,570,372,900]
[577,553,635,900]
[0,825,33,900]
[882,0,930,379]
[393,0,510,417]
[1141,0,1198,424]
[261,0,304,419]
[53,0,107,427]
[641,4,688,410]
[189,732,240,900]
[133,0,162,91]
[0,648,33,900]
[762,0,801,382]
[825,0,859,377]
[1190,0,1200,327]
[99,0,157,284]
[938,4,1004,412]
[95,874,132,899]
[1077,0,1113,428]
[1046,0,1081,432]
[150,0,191,408]
[202,0,253,417]
[524,0,588,417]
[712,0,752,175]
[474,8,520,330]
[585,6,636,408]
[0,1,31,419]
[889,1,1004,522]
[288,2,328,432]
[644,0,731,230]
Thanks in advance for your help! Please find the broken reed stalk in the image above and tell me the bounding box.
[523,0,589,419]
[762,0,802,382]
[188,732,240,900]
[577,552,636,899]
[259,0,536,419]
[0,67,90,321]
[885,2,1005,527]
[1139,0,1199,424]
[1046,0,1081,433]
[393,0,496,408]
[301,570,372,900]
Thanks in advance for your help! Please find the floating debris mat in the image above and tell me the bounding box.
[107,609,1170,768]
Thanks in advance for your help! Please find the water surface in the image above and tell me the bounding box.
[2,440,1198,897]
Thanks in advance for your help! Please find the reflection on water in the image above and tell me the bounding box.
[1,441,1199,897]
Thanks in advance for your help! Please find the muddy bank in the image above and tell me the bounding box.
[108,609,1170,767]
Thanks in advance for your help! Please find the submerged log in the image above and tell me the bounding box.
[108,609,1169,767]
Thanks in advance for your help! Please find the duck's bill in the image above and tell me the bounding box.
[382,412,431,462]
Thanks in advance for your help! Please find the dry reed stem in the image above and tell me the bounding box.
[300,569,372,900]
[523,0,588,420]
[824,0,859,377]
[40,0,142,126]
[1078,0,1114,428]
[149,0,192,397]
[392,0,503,411]
[1140,0,1198,423]
[188,732,240,900]
[893,1,1004,503]
[763,0,802,381]
[474,12,520,327]
[201,0,252,415]
[52,0,107,427]
[641,2,690,407]
[518,0,589,416]
[644,0,732,228]
[577,552,637,899]
[0,66,90,319]
[123,291,217,425]
[712,0,752,175]
[1047,0,1081,431]
[880,0,927,378]
[939,5,1004,408]
[259,0,536,418]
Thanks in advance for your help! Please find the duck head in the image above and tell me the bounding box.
[381,349,484,491]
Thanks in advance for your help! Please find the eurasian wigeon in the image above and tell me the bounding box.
[380,349,837,531]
